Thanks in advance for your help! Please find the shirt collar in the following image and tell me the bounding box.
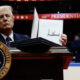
[1,31,14,41]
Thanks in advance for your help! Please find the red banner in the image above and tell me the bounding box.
[14,13,80,20]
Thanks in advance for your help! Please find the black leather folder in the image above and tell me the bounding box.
[10,37,61,52]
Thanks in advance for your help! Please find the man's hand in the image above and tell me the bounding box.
[60,34,67,46]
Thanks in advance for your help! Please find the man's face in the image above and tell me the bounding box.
[0,8,14,32]
[74,35,79,40]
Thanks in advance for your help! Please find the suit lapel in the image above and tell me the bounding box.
[13,32,20,41]
[0,34,6,44]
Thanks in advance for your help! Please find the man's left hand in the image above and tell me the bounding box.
[60,34,67,46]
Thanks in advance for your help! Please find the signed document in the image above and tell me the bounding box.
[38,19,63,45]
[31,8,63,45]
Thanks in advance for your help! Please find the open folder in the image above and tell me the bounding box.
[10,8,63,52]
[10,37,61,52]
[31,8,63,46]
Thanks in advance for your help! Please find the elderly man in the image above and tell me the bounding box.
[0,5,67,47]
[0,5,29,47]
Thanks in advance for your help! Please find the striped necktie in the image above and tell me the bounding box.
[6,37,11,47]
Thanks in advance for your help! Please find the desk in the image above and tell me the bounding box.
[3,47,72,80]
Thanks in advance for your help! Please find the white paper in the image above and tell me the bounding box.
[31,8,39,38]
[38,19,63,45]
[31,8,64,46]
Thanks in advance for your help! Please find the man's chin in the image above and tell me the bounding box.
[3,26,11,29]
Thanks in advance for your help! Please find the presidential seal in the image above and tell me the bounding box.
[0,42,11,79]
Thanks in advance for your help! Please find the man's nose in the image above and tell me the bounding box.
[3,16,8,21]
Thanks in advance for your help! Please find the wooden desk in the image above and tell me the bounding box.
[3,47,72,80]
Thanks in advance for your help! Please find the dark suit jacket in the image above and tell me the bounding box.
[66,39,80,55]
[72,39,80,49]
[0,32,30,45]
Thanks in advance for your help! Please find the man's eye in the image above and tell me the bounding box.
[6,15,10,17]
[0,15,3,19]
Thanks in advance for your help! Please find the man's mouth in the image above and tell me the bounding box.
[4,23,9,26]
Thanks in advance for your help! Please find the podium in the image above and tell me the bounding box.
[2,46,72,80]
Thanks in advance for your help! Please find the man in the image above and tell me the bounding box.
[71,33,80,62]
[0,5,29,47]
[0,5,67,47]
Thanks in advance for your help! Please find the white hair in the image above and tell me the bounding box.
[0,5,13,15]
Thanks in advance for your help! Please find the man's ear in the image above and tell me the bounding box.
[12,15,14,22]
[12,15,14,26]
[13,15,14,20]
